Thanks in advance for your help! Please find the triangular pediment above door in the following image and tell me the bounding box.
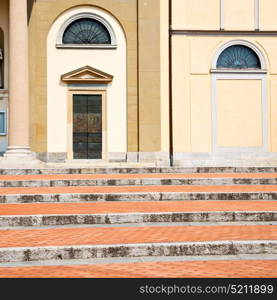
[61,65,113,84]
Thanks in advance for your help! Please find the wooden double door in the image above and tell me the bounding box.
[73,94,102,159]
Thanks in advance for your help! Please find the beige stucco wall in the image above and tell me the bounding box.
[172,0,220,30]
[160,0,169,153]
[224,0,255,31]
[47,6,127,156]
[260,0,277,31]
[270,76,277,151]
[217,79,263,147]
[23,0,277,161]
[29,0,138,155]
[172,0,277,32]
[138,0,162,152]
[172,35,276,153]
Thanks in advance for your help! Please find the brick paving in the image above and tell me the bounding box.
[1,260,277,278]
[0,172,276,181]
[0,225,276,248]
[1,200,277,216]
[0,171,276,278]
[0,185,277,195]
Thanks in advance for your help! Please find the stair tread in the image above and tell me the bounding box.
[0,225,277,248]
[1,185,277,195]
[1,169,277,277]
[0,173,277,181]
[1,259,277,278]
[1,201,277,216]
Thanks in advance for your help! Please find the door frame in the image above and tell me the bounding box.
[211,72,268,153]
[67,89,107,160]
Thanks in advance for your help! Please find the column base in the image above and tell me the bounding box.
[0,146,44,167]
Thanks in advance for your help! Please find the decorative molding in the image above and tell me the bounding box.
[211,40,267,70]
[211,40,268,154]
[61,65,113,84]
[56,12,117,49]
[171,30,277,36]
[210,69,267,74]
[211,73,268,153]
[56,44,117,49]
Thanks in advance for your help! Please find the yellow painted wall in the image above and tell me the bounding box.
[172,0,220,30]
[190,38,222,74]
[270,76,277,151]
[47,6,127,154]
[190,76,211,152]
[138,0,162,152]
[171,35,276,153]
[224,0,255,31]
[260,0,277,31]
[172,0,271,32]
[160,0,169,152]
[217,79,263,147]
[28,0,139,154]
[172,35,191,152]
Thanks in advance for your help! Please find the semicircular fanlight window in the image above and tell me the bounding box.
[216,45,261,69]
[63,18,111,44]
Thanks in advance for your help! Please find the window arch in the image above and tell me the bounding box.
[211,40,267,72]
[56,13,117,48]
[217,45,261,69]
[211,40,268,153]
[62,18,111,44]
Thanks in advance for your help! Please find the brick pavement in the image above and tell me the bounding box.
[0,171,276,278]
[0,225,276,248]
[0,185,277,195]
[0,200,277,215]
[0,173,277,181]
[1,260,277,278]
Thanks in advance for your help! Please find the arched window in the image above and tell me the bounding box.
[211,41,268,154]
[216,45,261,69]
[62,18,111,44]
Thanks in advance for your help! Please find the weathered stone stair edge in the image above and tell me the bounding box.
[1,211,277,227]
[1,241,276,263]
[1,178,277,187]
[2,192,277,203]
[1,167,277,175]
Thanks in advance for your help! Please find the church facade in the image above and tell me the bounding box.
[1,0,277,166]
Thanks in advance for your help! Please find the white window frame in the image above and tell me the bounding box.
[56,12,117,49]
[211,40,268,153]
[0,110,7,136]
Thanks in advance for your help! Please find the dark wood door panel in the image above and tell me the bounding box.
[73,95,102,159]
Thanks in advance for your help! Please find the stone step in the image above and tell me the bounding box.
[1,173,277,187]
[1,166,277,175]
[1,185,277,203]
[1,201,277,227]
[1,258,277,278]
[1,212,277,227]
[0,225,276,263]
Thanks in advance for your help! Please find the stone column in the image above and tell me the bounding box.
[4,0,37,162]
